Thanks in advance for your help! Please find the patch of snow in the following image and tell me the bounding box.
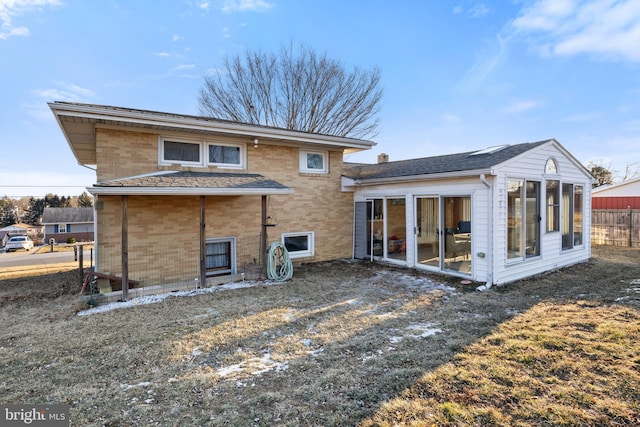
[300,338,312,347]
[121,381,152,390]
[406,323,442,338]
[216,351,288,378]
[309,348,324,357]
[77,280,283,317]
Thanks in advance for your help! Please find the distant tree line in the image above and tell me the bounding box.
[0,192,93,228]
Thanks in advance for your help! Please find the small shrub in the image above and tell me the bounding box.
[66,237,76,244]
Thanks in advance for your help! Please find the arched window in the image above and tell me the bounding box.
[545,158,558,174]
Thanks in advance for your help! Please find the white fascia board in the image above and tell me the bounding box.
[49,103,376,152]
[341,176,357,192]
[353,169,494,186]
[88,187,293,196]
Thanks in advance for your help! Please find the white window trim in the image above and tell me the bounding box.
[207,142,246,169]
[58,224,67,233]
[159,137,204,167]
[159,137,246,169]
[299,150,329,174]
[282,231,314,258]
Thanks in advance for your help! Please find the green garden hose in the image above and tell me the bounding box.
[267,241,293,281]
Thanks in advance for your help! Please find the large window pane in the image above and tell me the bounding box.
[525,181,540,257]
[562,183,574,249]
[386,198,406,261]
[546,180,559,232]
[574,186,583,246]
[508,180,523,259]
[209,144,240,165]
[164,140,200,162]
[206,241,231,274]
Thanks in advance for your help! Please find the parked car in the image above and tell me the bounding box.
[5,235,34,252]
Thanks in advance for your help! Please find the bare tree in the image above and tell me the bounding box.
[198,44,383,139]
[619,161,640,182]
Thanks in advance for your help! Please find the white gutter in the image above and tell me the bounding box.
[477,173,493,291]
[87,186,293,196]
[353,168,493,186]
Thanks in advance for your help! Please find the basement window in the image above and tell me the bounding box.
[282,232,314,258]
[205,237,236,276]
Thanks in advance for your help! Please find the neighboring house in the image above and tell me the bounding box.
[50,102,592,291]
[0,223,41,247]
[42,207,94,243]
[49,102,374,288]
[591,177,640,247]
[592,177,640,209]
[343,139,594,287]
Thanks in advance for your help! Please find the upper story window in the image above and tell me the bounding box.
[299,150,328,174]
[162,140,201,165]
[208,143,244,168]
[545,158,558,174]
[159,137,245,169]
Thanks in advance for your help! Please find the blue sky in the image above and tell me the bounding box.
[1,0,640,197]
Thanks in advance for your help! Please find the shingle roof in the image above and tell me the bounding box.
[42,207,94,224]
[344,140,550,180]
[93,171,290,194]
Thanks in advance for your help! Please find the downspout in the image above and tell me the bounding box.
[478,174,493,291]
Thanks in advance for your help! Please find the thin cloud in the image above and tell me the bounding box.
[443,113,462,124]
[511,0,640,62]
[457,34,507,89]
[0,0,61,40]
[221,0,274,13]
[560,112,602,122]
[469,3,490,18]
[501,99,542,114]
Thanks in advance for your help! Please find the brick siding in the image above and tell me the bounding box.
[94,129,354,286]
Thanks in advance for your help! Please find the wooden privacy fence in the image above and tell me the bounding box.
[591,208,639,247]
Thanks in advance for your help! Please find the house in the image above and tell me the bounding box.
[343,139,594,287]
[50,102,592,294]
[0,223,41,247]
[592,177,640,209]
[49,102,374,292]
[42,207,94,243]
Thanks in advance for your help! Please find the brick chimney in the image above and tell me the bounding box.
[377,153,389,163]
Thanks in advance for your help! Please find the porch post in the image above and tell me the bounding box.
[200,196,206,288]
[121,195,129,301]
[261,195,267,278]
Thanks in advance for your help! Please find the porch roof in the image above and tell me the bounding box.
[344,140,550,182]
[88,171,292,196]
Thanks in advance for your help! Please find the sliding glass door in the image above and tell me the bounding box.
[363,197,406,261]
[415,197,440,267]
[415,195,472,275]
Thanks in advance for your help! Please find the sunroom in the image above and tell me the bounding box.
[344,139,593,287]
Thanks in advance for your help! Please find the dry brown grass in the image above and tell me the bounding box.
[0,246,638,426]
